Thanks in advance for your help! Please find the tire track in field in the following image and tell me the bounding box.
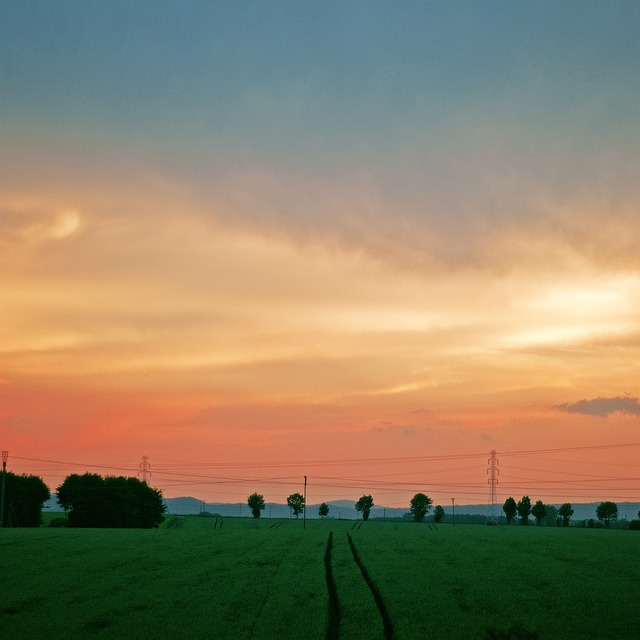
[324,531,340,640]
[346,532,394,640]
[0,534,82,548]
[324,530,393,639]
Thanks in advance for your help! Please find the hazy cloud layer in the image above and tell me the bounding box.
[556,397,640,418]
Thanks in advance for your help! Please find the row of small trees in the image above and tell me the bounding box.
[502,496,623,527]
[248,491,443,522]
[250,491,636,528]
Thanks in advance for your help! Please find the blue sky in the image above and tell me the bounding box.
[4,2,639,165]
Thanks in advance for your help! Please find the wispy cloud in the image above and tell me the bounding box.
[555,396,640,418]
[370,421,418,436]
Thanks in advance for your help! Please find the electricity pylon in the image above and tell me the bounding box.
[487,450,499,523]
[138,455,151,483]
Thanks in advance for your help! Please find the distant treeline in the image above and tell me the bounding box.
[1,471,165,528]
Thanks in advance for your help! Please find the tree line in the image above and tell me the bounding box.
[502,496,625,528]
[2,468,638,530]
[251,490,639,529]
[248,491,446,523]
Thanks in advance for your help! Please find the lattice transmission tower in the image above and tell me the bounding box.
[487,450,499,523]
[138,455,151,484]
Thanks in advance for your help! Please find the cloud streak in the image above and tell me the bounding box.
[556,397,640,418]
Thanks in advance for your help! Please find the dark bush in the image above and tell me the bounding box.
[57,473,165,528]
[1,472,50,527]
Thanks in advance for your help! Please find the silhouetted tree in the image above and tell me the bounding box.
[596,501,618,527]
[531,500,546,525]
[287,492,305,518]
[318,502,329,518]
[57,473,107,527]
[1,472,50,527]
[409,492,433,523]
[558,503,574,527]
[355,495,374,521]
[502,497,517,524]
[247,492,265,518]
[433,505,445,523]
[543,504,559,526]
[517,496,532,525]
[57,473,165,528]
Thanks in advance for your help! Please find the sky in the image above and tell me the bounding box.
[2,2,640,509]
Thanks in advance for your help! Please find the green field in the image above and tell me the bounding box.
[1,517,638,639]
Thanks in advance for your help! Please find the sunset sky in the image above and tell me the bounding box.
[2,2,640,509]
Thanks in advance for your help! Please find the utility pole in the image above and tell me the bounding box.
[138,455,151,483]
[303,476,307,530]
[451,497,455,526]
[487,450,499,524]
[0,451,7,528]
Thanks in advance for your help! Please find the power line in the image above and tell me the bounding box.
[10,441,640,505]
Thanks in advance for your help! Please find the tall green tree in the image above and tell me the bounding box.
[318,502,329,518]
[57,473,105,527]
[409,492,433,523]
[542,504,559,526]
[558,503,574,527]
[531,500,546,525]
[286,492,305,519]
[433,505,445,523]
[502,497,517,524]
[247,492,265,518]
[355,495,374,521]
[57,474,165,528]
[596,501,618,527]
[516,496,532,525]
[1,472,50,527]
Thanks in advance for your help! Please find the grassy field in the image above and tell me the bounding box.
[1,516,638,639]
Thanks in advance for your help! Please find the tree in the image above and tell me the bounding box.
[558,503,574,527]
[287,492,305,519]
[531,500,546,526]
[543,504,559,527]
[1,472,50,527]
[247,492,265,518]
[57,473,108,527]
[409,492,433,523]
[502,497,517,524]
[57,473,165,528]
[516,496,532,525]
[318,502,329,518]
[355,495,374,521]
[433,505,445,524]
[596,501,618,527]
